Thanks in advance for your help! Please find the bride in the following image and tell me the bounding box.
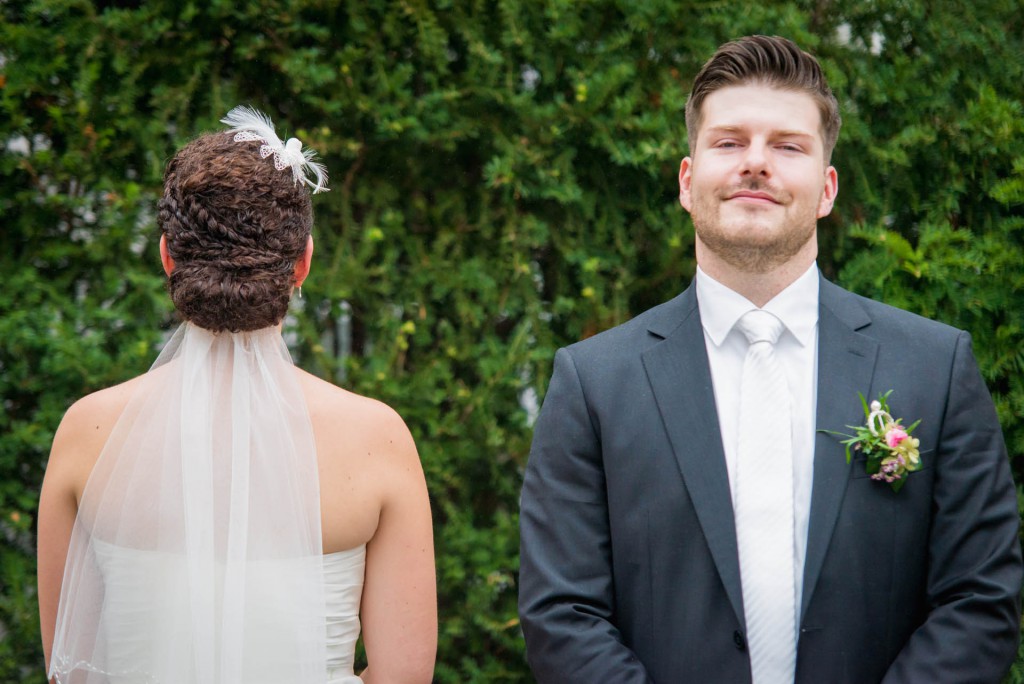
[37,108,437,683]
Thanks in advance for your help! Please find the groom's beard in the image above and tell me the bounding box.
[690,180,818,274]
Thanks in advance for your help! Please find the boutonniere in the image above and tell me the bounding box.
[828,391,922,492]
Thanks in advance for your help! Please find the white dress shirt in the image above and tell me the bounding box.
[695,263,819,623]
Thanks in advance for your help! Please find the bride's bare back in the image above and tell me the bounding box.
[39,364,436,683]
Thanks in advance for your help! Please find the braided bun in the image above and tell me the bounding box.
[158,132,312,332]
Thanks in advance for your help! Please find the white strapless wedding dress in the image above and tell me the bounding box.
[77,540,367,684]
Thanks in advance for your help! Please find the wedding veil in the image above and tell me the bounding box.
[48,323,328,684]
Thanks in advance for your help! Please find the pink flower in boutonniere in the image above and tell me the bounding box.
[825,391,922,493]
[885,426,908,448]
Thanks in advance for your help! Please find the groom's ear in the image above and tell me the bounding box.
[678,157,695,212]
[816,165,839,219]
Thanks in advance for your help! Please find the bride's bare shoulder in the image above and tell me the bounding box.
[47,375,145,489]
[295,368,417,461]
[56,375,143,441]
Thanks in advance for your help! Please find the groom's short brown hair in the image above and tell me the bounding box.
[685,35,842,161]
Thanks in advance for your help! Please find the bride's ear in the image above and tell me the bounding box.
[294,236,314,288]
[159,234,175,276]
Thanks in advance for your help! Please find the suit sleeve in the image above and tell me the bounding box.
[882,331,1022,684]
[518,348,653,684]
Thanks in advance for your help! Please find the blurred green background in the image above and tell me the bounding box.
[2,0,1023,681]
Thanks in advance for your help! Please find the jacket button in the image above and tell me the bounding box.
[733,630,746,651]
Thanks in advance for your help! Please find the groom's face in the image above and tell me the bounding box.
[678,84,838,274]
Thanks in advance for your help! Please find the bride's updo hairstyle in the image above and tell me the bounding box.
[158,132,312,332]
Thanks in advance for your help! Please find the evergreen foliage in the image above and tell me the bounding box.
[2,1,1021,681]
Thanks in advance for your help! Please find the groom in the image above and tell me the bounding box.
[518,35,1021,683]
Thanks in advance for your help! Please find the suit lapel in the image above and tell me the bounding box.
[641,286,746,627]
[801,278,878,619]
[639,279,879,627]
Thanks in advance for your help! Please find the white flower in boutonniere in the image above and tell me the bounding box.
[827,390,922,493]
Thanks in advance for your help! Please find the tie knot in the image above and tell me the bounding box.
[737,309,785,345]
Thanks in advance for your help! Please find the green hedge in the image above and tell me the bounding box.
[2,1,1022,682]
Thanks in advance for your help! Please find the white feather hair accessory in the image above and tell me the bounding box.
[220,106,329,194]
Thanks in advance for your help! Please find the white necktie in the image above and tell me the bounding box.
[734,309,797,684]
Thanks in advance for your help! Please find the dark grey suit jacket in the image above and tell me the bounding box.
[519,276,1021,683]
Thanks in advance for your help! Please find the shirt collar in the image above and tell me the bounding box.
[695,262,819,347]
